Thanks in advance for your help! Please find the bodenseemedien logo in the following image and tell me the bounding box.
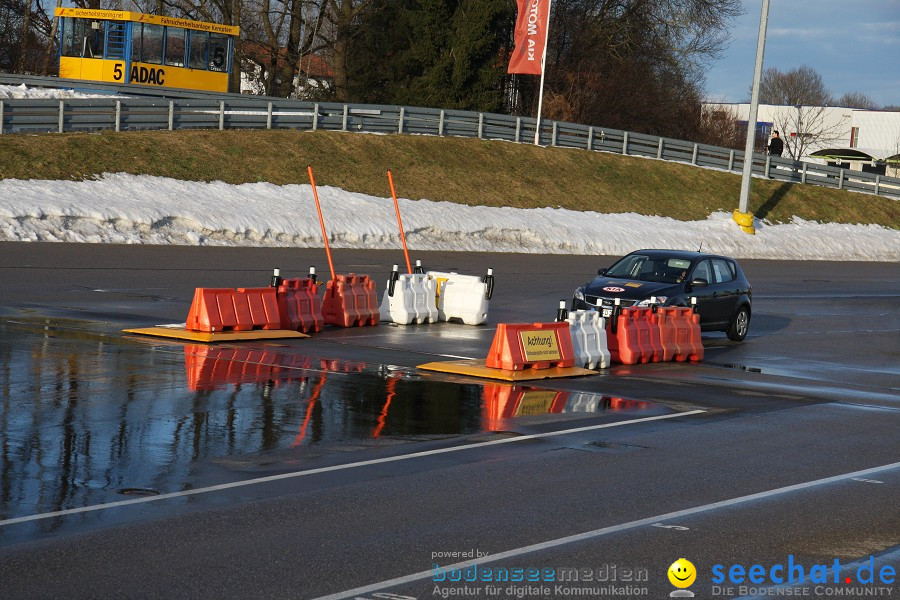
[668,558,697,598]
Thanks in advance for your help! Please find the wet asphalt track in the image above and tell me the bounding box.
[0,241,898,600]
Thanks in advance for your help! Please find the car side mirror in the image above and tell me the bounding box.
[690,278,708,288]
[597,268,607,276]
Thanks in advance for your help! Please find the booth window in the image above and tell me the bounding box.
[131,22,143,62]
[141,23,164,64]
[61,18,105,58]
[208,33,229,71]
[189,30,208,69]
[165,27,186,67]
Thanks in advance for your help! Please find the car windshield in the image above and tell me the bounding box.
[605,254,694,284]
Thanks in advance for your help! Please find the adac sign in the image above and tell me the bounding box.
[130,65,165,85]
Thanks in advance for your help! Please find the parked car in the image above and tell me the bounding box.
[572,249,752,341]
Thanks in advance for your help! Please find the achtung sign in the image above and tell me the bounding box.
[518,329,562,362]
[515,390,558,416]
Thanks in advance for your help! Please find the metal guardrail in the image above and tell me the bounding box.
[1,74,898,200]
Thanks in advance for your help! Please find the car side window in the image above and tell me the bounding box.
[692,260,712,282]
[711,259,735,284]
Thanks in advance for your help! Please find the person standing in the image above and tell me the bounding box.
[768,130,784,157]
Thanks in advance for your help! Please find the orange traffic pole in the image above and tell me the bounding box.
[387,169,413,275]
[307,165,336,281]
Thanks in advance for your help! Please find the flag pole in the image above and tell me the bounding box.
[533,0,552,146]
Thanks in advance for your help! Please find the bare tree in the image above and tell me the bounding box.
[767,105,849,160]
[758,65,831,106]
[699,104,742,149]
[319,0,376,101]
[834,91,877,109]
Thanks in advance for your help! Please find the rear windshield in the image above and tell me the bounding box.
[605,254,693,284]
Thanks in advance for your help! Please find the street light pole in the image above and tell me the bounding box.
[734,0,771,235]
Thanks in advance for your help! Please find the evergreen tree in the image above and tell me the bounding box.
[346,0,512,112]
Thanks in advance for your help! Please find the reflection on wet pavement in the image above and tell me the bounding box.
[0,317,655,531]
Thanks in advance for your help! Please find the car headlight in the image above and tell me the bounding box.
[574,287,585,302]
[637,296,667,306]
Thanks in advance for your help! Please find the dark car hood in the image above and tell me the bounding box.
[583,277,680,300]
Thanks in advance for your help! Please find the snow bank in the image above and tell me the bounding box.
[0,174,896,260]
[0,84,116,99]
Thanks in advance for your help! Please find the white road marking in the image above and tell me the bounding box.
[310,461,900,600]
[651,523,690,530]
[0,410,703,527]
[850,477,884,484]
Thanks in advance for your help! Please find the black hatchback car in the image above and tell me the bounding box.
[572,249,752,341]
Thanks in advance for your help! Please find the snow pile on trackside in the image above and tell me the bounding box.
[0,84,116,99]
[0,174,897,260]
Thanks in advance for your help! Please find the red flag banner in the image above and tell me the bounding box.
[508,0,551,75]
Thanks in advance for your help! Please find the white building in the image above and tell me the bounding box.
[703,103,900,176]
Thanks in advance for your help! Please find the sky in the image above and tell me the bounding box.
[0,173,897,261]
[704,0,900,107]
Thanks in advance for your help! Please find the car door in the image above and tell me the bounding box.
[687,259,718,325]
[710,258,741,323]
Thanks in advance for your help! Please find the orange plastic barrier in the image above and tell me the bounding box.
[666,307,703,362]
[656,307,678,362]
[186,287,280,332]
[607,308,645,365]
[485,322,575,371]
[236,287,281,330]
[185,346,281,391]
[321,273,380,327]
[639,308,663,363]
[277,278,324,333]
[482,384,569,429]
[686,310,704,362]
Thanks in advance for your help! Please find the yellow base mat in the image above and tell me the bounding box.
[123,325,309,343]
[417,359,597,381]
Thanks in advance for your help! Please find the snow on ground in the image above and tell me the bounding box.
[0,84,117,99]
[0,173,897,260]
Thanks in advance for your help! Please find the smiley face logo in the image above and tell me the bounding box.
[668,558,697,588]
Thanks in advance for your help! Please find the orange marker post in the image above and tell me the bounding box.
[387,169,413,275]
[307,165,336,281]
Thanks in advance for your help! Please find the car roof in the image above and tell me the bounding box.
[625,249,737,261]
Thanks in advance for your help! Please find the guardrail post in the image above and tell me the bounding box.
[1,100,5,134]
[341,104,348,131]
[478,113,484,139]
[691,143,698,165]
[437,110,445,135]
[587,126,594,150]
[728,150,735,171]
[838,168,844,189]
[801,162,807,184]
[657,138,664,159]
[267,102,273,129]
[219,100,225,130]
[875,175,880,196]
[622,131,628,155]
[765,155,771,178]
[551,121,557,146]
[313,103,319,130]
[115,100,121,132]
[398,107,405,134]
[515,117,521,143]
[58,100,64,133]
[168,101,174,131]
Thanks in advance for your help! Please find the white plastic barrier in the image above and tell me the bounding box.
[379,271,439,325]
[564,391,604,413]
[566,310,611,369]
[427,270,492,326]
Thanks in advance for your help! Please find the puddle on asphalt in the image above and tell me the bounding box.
[0,317,656,528]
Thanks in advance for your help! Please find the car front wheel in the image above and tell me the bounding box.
[727,306,750,341]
